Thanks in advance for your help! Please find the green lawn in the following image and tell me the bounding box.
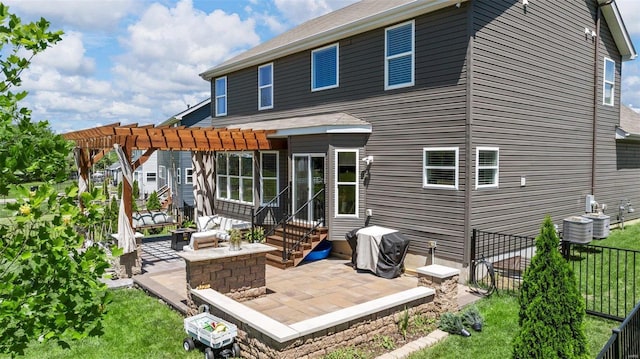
[565,223,640,319]
[408,295,617,359]
[12,288,202,359]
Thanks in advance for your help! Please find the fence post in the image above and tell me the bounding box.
[470,229,477,261]
[612,328,621,359]
[560,240,570,260]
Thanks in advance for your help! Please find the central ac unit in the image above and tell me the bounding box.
[582,213,610,239]
[563,216,593,244]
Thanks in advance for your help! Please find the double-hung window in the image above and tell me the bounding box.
[476,147,499,189]
[260,152,279,205]
[177,168,181,184]
[258,63,273,110]
[385,21,414,90]
[217,152,253,203]
[603,58,615,106]
[423,147,458,189]
[312,43,339,91]
[185,168,193,184]
[335,150,358,216]
[146,172,157,183]
[215,76,227,116]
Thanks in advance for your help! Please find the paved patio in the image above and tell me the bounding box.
[129,236,481,322]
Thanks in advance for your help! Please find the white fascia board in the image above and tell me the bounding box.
[200,0,464,81]
[267,125,373,138]
[600,1,637,61]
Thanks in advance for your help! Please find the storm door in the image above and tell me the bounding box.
[292,154,325,222]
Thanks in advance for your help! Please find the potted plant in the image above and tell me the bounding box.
[462,305,484,331]
[228,228,242,251]
[438,312,470,337]
[245,226,265,243]
[181,219,196,229]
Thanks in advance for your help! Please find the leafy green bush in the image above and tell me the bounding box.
[132,180,140,199]
[462,305,484,331]
[146,191,161,211]
[1,185,112,355]
[512,215,588,358]
[439,312,470,337]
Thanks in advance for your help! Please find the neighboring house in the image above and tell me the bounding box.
[133,150,159,200]
[157,99,212,209]
[197,0,637,269]
[107,151,159,200]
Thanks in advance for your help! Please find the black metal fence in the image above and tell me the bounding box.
[471,230,639,320]
[596,300,640,359]
[562,241,639,321]
[470,229,536,293]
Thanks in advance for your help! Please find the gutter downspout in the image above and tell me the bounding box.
[463,1,474,267]
[591,5,601,196]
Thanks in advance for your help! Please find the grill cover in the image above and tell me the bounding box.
[376,232,410,279]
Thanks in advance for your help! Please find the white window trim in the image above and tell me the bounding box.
[385,20,415,91]
[260,151,279,206]
[475,147,499,189]
[177,168,181,184]
[159,165,166,180]
[423,147,459,190]
[146,172,157,182]
[216,152,254,204]
[334,149,359,218]
[603,57,615,106]
[311,43,339,92]
[185,168,193,184]
[258,63,273,110]
[215,76,227,116]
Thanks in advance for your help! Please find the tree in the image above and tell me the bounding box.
[132,179,140,199]
[0,5,112,356]
[146,190,161,211]
[0,4,69,195]
[2,185,113,356]
[117,180,123,199]
[512,216,588,358]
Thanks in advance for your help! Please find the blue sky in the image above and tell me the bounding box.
[5,0,640,133]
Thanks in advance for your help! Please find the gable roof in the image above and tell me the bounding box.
[619,105,640,138]
[200,0,461,80]
[159,98,211,127]
[598,0,637,61]
[201,0,636,81]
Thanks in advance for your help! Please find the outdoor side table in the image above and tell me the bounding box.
[171,228,196,250]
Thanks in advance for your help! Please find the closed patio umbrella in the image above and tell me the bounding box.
[113,144,136,254]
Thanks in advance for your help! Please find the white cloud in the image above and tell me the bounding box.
[13,0,264,131]
[617,0,640,36]
[31,31,95,76]
[273,0,357,25]
[115,0,260,94]
[3,0,138,31]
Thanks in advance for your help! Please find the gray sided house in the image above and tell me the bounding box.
[198,0,637,269]
[157,99,212,211]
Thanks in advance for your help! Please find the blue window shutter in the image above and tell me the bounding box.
[386,23,412,56]
[388,56,412,86]
[313,45,337,89]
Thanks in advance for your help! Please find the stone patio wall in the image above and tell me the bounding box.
[203,296,435,359]
[186,253,266,301]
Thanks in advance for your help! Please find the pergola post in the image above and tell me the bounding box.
[192,151,216,218]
